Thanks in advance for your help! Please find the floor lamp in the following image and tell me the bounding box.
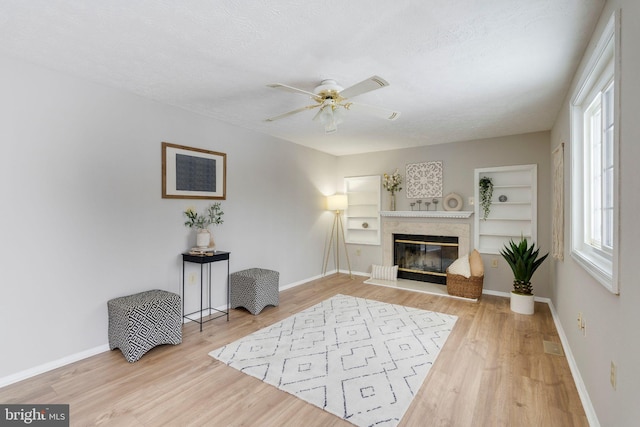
[322,194,352,278]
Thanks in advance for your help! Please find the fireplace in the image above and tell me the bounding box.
[381,215,471,286]
[394,234,458,284]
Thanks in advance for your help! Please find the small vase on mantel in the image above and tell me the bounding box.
[389,192,396,211]
[196,229,211,248]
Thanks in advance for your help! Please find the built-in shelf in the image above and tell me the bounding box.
[380,211,474,219]
[345,175,381,245]
[474,164,537,254]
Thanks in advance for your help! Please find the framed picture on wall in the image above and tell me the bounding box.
[162,142,226,199]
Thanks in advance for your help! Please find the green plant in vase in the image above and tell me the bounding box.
[184,203,224,248]
[500,237,548,296]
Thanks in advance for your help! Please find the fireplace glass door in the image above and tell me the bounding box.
[394,234,458,284]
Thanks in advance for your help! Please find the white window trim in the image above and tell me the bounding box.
[570,11,620,294]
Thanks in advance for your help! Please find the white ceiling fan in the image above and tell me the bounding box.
[265,75,400,134]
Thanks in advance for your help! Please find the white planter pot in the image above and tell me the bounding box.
[196,229,210,248]
[510,291,534,315]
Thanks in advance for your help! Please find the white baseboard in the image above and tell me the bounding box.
[481,289,510,298]
[481,289,550,303]
[279,272,327,291]
[546,300,600,427]
[0,344,110,388]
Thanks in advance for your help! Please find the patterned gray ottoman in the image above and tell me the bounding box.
[230,268,279,315]
[107,289,182,363]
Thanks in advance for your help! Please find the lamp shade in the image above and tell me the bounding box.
[326,194,348,211]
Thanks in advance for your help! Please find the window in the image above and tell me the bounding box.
[571,11,619,293]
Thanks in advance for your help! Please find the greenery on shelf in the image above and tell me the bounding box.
[500,237,549,296]
[479,176,493,220]
[184,203,224,229]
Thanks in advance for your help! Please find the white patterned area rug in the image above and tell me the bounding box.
[209,294,457,427]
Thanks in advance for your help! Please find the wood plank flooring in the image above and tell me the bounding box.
[0,274,588,426]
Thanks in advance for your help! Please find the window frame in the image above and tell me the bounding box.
[570,11,620,294]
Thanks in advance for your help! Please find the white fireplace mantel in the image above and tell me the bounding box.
[380,210,474,219]
[381,213,472,266]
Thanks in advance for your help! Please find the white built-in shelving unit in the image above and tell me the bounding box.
[474,164,537,254]
[344,175,381,245]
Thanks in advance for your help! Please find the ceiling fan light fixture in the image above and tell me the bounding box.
[332,106,345,125]
[317,101,343,133]
[324,121,338,134]
[266,75,400,133]
[313,79,344,97]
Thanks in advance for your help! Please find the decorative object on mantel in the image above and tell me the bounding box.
[382,169,403,211]
[500,236,549,315]
[406,161,443,199]
[184,203,224,249]
[443,193,463,211]
[380,210,473,219]
[479,176,493,220]
[432,198,439,210]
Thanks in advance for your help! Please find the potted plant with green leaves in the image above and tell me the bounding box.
[479,176,493,220]
[500,236,548,315]
[184,203,224,249]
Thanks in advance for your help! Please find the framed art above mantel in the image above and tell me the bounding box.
[162,142,226,200]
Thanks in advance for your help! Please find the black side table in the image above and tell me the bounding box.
[182,251,230,331]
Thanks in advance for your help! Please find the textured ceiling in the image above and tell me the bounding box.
[0,0,604,156]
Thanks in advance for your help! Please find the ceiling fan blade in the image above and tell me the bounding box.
[264,104,319,122]
[267,83,321,100]
[338,75,389,99]
[344,102,400,121]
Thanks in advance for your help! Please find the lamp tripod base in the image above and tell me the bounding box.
[322,210,352,278]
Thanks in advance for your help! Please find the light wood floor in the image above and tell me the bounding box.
[0,275,588,426]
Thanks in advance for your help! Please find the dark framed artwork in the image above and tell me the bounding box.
[162,142,226,199]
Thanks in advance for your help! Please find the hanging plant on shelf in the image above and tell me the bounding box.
[479,176,493,220]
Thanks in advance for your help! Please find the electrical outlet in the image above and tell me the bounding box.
[610,361,617,389]
[468,196,474,206]
[581,317,586,336]
[188,273,197,284]
[491,258,498,268]
[577,312,583,330]
[355,248,361,256]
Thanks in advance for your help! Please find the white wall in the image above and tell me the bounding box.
[335,132,552,296]
[0,54,337,381]
[550,1,640,425]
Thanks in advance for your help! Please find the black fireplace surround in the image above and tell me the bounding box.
[393,234,459,284]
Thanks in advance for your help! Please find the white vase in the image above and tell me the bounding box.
[196,229,210,248]
[510,291,535,315]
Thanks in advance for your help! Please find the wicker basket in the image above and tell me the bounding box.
[446,271,484,299]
